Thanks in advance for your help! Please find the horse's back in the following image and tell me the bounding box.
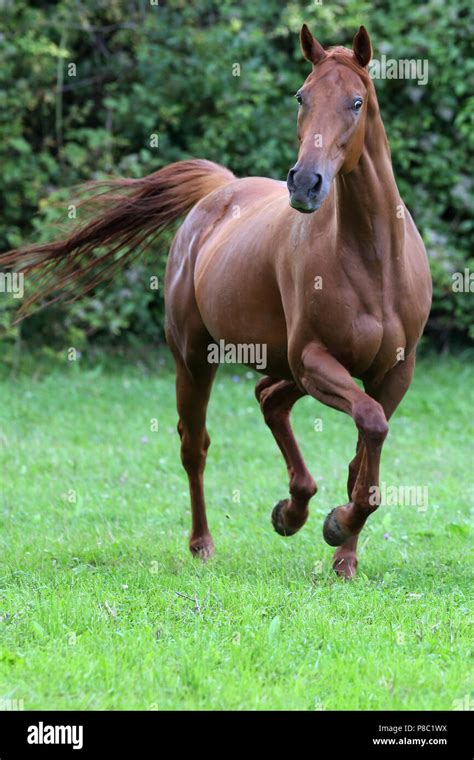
[166,174,295,378]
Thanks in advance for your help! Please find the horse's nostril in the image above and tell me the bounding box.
[287,168,297,191]
[310,173,323,196]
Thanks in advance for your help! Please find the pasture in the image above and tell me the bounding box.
[0,354,471,710]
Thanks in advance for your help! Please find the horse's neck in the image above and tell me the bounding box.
[332,103,404,262]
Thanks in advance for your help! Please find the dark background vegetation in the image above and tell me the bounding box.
[0,0,472,366]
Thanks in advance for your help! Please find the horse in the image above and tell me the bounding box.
[0,25,432,578]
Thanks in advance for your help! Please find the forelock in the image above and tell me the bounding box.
[319,46,372,88]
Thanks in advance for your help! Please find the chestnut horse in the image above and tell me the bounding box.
[0,26,431,578]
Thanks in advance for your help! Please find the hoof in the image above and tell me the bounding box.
[323,508,351,547]
[271,499,304,537]
[189,537,215,561]
[272,500,295,536]
[333,553,358,580]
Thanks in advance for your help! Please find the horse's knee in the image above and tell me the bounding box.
[181,444,207,473]
[255,376,275,404]
[179,428,210,473]
[353,399,388,444]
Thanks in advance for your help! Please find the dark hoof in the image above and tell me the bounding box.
[189,537,215,561]
[323,508,351,547]
[271,500,300,537]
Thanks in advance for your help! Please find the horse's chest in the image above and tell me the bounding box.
[309,288,415,376]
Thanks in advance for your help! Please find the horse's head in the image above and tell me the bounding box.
[287,25,372,213]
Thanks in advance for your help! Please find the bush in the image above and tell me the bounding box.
[0,0,472,360]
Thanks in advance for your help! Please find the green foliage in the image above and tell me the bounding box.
[0,0,472,356]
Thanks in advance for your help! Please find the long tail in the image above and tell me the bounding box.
[0,159,235,319]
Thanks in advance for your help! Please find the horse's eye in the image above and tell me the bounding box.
[295,92,303,105]
[352,98,363,111]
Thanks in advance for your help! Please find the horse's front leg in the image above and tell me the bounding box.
[292,343,389,552]
[330,434,363,578]
[332,353,417,576]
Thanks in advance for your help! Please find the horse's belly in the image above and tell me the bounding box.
[194,246,292,378]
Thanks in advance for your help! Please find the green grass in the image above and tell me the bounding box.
[0,354,472,710]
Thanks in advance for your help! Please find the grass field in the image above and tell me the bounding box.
[0,353,472,710]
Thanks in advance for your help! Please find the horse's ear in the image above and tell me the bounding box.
[352,26,372,68]
[300,24,326,65]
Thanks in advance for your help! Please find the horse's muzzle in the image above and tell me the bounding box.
[287,165,324,213]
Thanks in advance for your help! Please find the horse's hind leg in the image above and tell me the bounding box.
[171,348,217,560]
[256,377,317,536]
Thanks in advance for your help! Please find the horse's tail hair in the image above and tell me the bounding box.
[0,159,235,320]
